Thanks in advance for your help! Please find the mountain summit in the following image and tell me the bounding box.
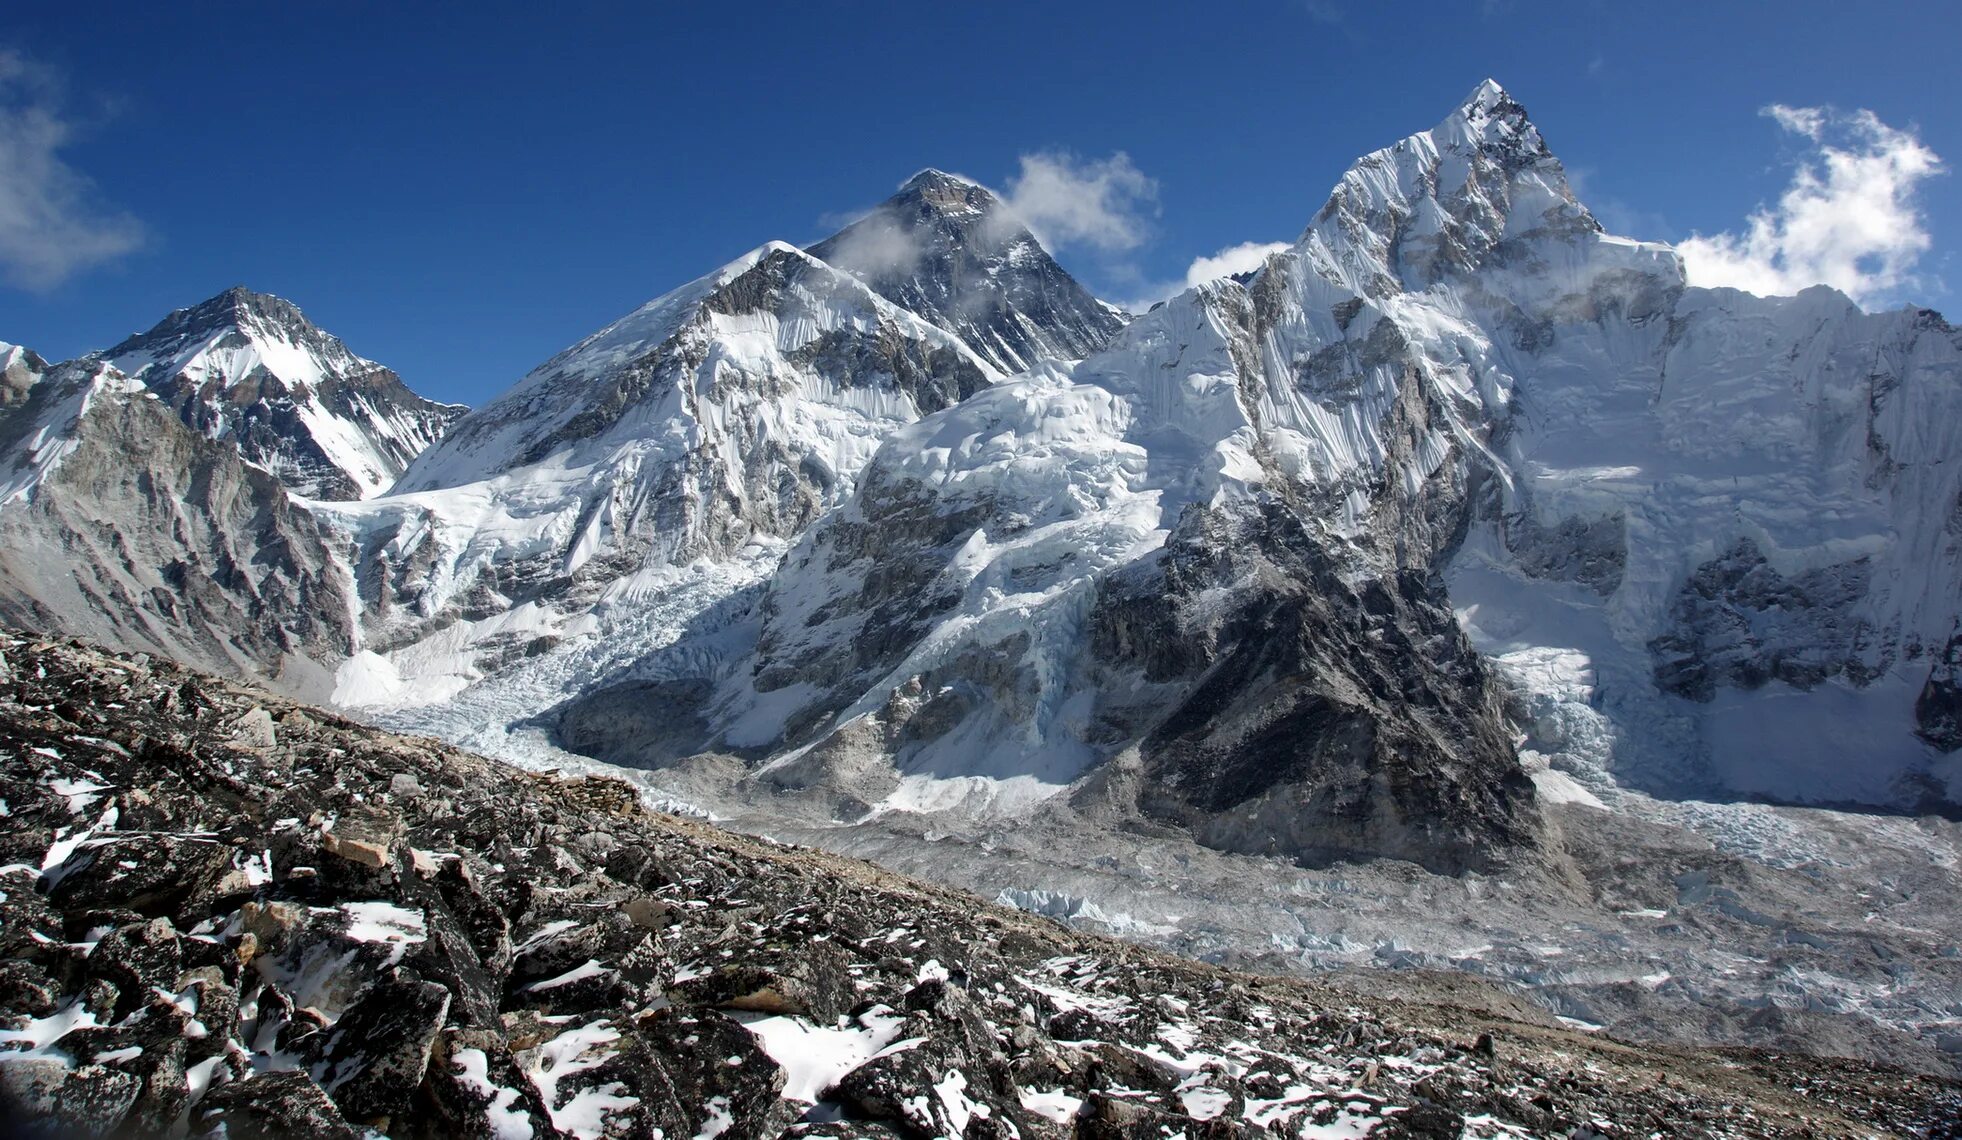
[1295,79,1608,300]
[808,169,1125,373]
[97,287,463,500]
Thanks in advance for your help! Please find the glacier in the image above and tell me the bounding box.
[347,79,1961,1065]
[4,78,1959,1070]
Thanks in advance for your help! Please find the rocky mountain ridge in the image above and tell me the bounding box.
[0,345,355,695]
[98,286,464,501]
[551,79,1962,840]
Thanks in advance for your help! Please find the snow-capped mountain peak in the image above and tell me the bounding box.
[0,353,145,506]
[1295,78,1620,301]
[393,240,995,496]
[1439,78,1545,154]
[0,343,354,689]
[0,341,51,413]
[808,167,1126,374]
[323,239,1005,707]
[94,287,463,500]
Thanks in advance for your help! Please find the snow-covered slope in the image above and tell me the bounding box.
[0,343,354,694]
[326,243,1001,707]
[808,169,1127,373]
[97,287,464,500]
[551,78,1962,857]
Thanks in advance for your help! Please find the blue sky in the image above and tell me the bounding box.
[1,1,1955,406]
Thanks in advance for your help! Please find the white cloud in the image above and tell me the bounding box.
[0,48,143,291]
[1106,240,1292,313]
[1763,104,1825,140]
[1676,104,1943,306]
[1182,241,1291,288]
[1000,151,1158,254]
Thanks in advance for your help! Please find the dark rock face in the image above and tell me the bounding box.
[1088,502,1540,875]
[3,635,1956,1137]
[1916,626,1962,752]
[810,170,1126,373]
[745,461,1005,731]
[97,287,463,501]
[1649,538,1878,701]
[0,343,48,407]
[1501,511,1626,595]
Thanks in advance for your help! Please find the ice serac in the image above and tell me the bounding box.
[0,343,354,695]
[328,243,998,709]
[97,287,464,501]
[808,169,1127,373]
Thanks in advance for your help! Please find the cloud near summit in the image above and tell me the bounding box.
[999,150,1159,254]
[1677,105,1943,307]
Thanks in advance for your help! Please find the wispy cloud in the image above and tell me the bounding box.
[1110,239,1293,313]
[1182,241,1291,288]
[999,151,1159,254]
[0,48,144,291]
[1676,104,1943,306]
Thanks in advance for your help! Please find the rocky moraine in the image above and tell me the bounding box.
[1,634,1958,1138]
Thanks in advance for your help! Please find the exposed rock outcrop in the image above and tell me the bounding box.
[2,634,1957,1137]
[809,169,1127,374]
[0,353,354,698]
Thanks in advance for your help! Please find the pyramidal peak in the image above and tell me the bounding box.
[104,284,366,378]
[1456,77,1516,123]
[1429,77,1554,169]
[884,168,1004,230]
[809,167,1125,372]
[93,285,463,501]
[896,167,989,195]
[1291,78,1608,297]
[134,285,330,350]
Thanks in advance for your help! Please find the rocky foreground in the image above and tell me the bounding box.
[0,634,1956,1139]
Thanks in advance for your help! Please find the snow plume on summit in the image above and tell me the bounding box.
[1678,104,1944,306]
[809,170,1126,374]
[1182,240,1292,287]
